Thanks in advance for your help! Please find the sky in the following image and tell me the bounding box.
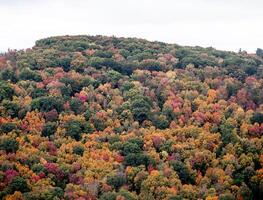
[0,0,262,53]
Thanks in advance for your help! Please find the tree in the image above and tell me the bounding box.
[127,137,144,149]
[59,56,72,72]
[118,189,137,200]
[44,109,59,122]
[73,145,85,156]
[93,116,106,131]
[106,173,126,191]
[140,60,163,71]
[5,191,24,200]
[99,192,117,200]
[122,142,141,156]
[0,123,16,133]
[0,138,19,153]
[31,88,47,99]
[0,82,14,102]
[19,68,42,82]
[250,112,263,124]
[0,34,263,200]
[9,176,30,193]
[124,153,151,167]
[0,67,17,82]
[2,100,20,118]
[106,70,122,86]
[70,54,88,73]
[94,50,113,58]
[84,109,91,120]
[256,48,263,57]
[238,183,253,200]
[219,118,239,145]
[139,170,175,200]
[151,114,169,129]
[42,122,57,137]
[131,95,151,123]
[60,77,83,93]
[64,120,83,141]
[31,96,63,112]
[219,192,236,200]
[60,85,72,98]
[69,97,83,114]
[170,160,195,184]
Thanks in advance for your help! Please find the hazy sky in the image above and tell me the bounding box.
[0,0,262,52]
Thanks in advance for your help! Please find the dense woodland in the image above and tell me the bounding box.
[0,35,262,200]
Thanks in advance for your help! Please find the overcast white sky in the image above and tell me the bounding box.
[0,0,262,53]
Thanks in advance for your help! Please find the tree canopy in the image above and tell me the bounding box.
[0,35,262,200]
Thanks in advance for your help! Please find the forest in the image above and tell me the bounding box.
[0,35,262,200]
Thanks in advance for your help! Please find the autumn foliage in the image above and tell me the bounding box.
[0,35,262,200]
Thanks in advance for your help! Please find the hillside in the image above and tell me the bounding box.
[0,35,262,200]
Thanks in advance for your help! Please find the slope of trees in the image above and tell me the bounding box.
[0,35,262,200]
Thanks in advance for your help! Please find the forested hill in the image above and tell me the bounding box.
[18,35,263,76]
[0,35,262,200]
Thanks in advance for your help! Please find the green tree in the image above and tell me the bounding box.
[2,100,20,118]
[0,67,17,82]
[99,192,117,200]
[42,122,57,137]
[0,82,14,102]
[73,145,85,156]
[124,153,151,167]
[250,112,263,124]
[31,88,47,98]
[19,68,42,82]
[93,117,106,131]
[256,48,263,57]
[131,95,151,123]
[151,114,169,129]
[69,97,83,114]
[219,118,239,145]
[0,123,16,133]
[84,109,91,120]
[9,176,30,193]
[64,120,83,141]
[0,138,19,153]
[106,173,126,191]
[170,160,195,184]
[31,96,63,112]
[127,137,144,149]
[122,142,141,156]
